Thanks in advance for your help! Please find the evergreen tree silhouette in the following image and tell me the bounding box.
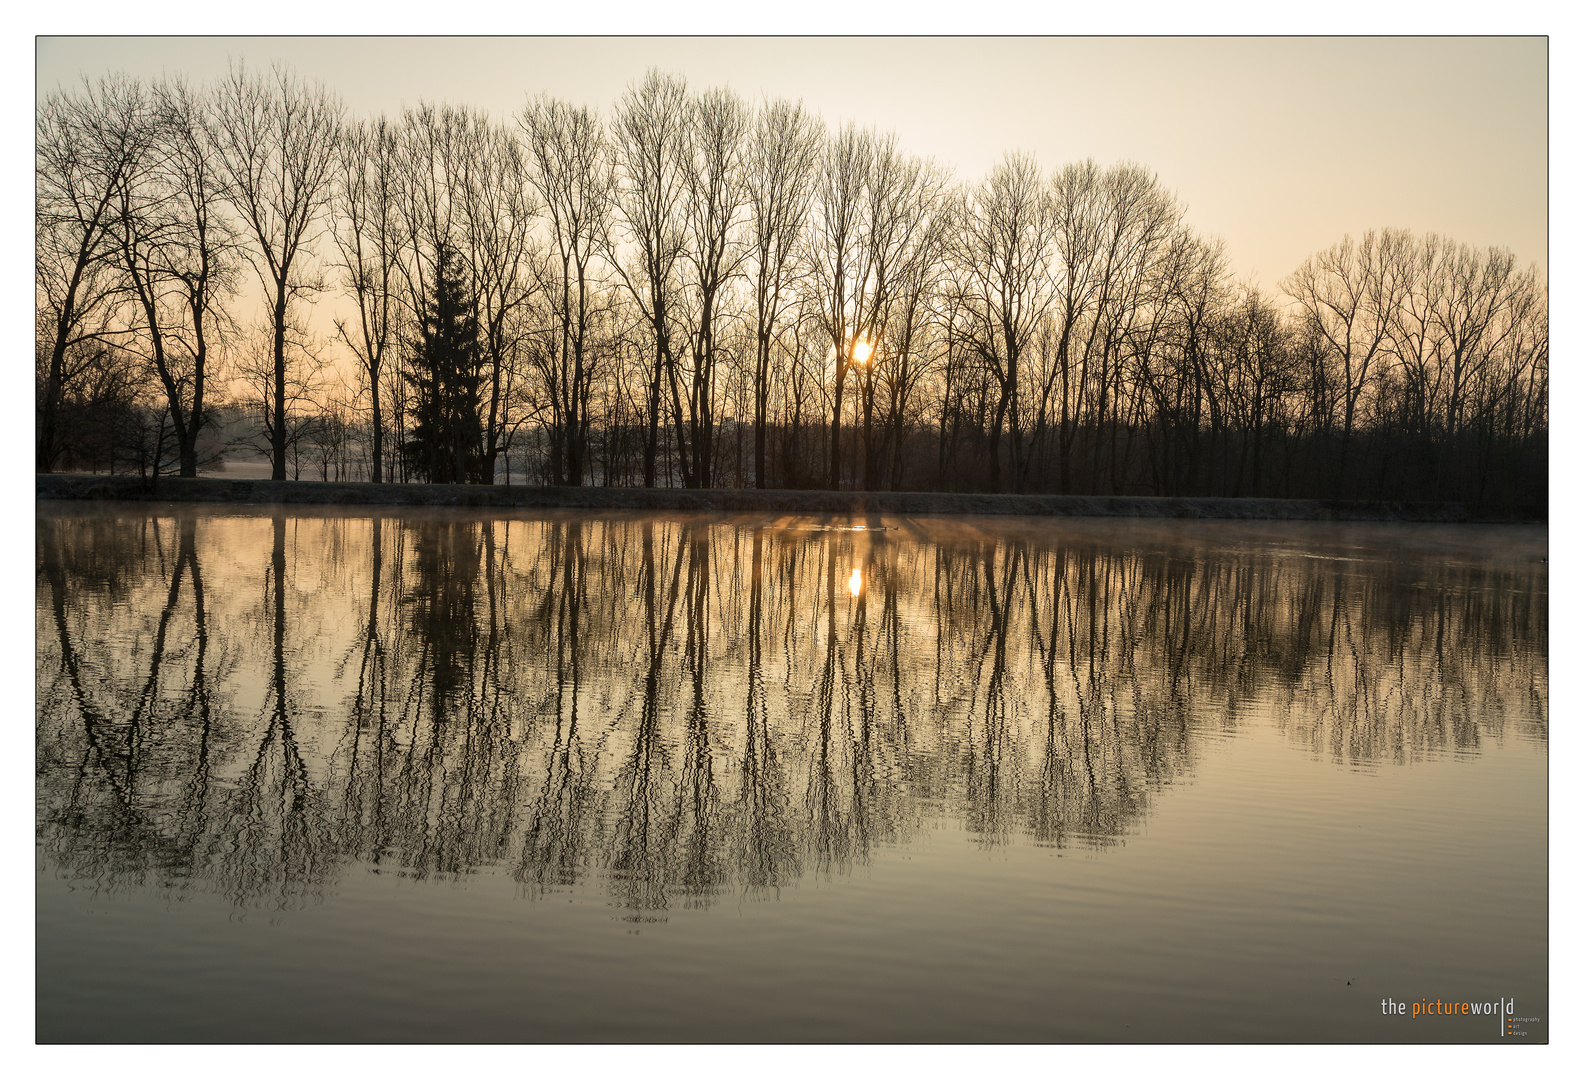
[403,244,484,483]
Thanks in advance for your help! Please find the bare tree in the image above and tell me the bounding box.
[458,113,539,484]
[520,95,614,486]
[232,319,331,481]
[155,78,241,476]
[675,85,751,488]
[1089,165,1187,493]
[877,213,950,491]
[745,97,823,489]
[1282,228,1411,492]
[1208,286,1296,497]
[213,60,342,482]
[1384,230,1445,453]
[330,115,401,482]
[390,102,462,317]
[1149,230,1230,495]
[110,77,241,478]
[1040,159,1106,493]
[948,152,1055,492]
[305,383,356,481]
[609,69,690,488]
[1034,160,1185,493]
[1429,240,1530,442]
[847,135,948,491]
[36,74,151,472]
[807,123,871,489]
[1383,232,1538,499]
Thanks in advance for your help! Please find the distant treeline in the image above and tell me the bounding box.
[38,66,1547,509]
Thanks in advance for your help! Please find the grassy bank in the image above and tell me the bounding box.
[35,474,1543,523]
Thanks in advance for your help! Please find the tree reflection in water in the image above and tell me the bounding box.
[36,510,1547,914]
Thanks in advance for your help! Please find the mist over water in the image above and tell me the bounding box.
[35,506,1547,1042]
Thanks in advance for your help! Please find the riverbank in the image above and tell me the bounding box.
[35,474,1543,522]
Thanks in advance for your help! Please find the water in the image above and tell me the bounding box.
[35,505,1548,1043]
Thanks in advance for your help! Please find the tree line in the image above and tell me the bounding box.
[37,64,1548,508]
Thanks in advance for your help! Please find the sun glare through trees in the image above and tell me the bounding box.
[35,49,1547,511]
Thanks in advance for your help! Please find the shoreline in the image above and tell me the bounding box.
[35,474,1543,523]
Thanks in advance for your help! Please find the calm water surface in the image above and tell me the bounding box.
[35,506,1547,1042]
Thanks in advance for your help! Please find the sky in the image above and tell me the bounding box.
[34,36,1548,291]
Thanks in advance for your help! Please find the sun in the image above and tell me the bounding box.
[825,337,876,367]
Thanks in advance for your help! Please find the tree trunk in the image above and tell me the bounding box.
[272,289,288,482]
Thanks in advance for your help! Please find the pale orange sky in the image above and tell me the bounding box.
[36,36,1547,290]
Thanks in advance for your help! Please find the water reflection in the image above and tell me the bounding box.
[36,509,1547,914]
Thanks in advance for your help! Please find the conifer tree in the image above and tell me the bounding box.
[403,244,484,483]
